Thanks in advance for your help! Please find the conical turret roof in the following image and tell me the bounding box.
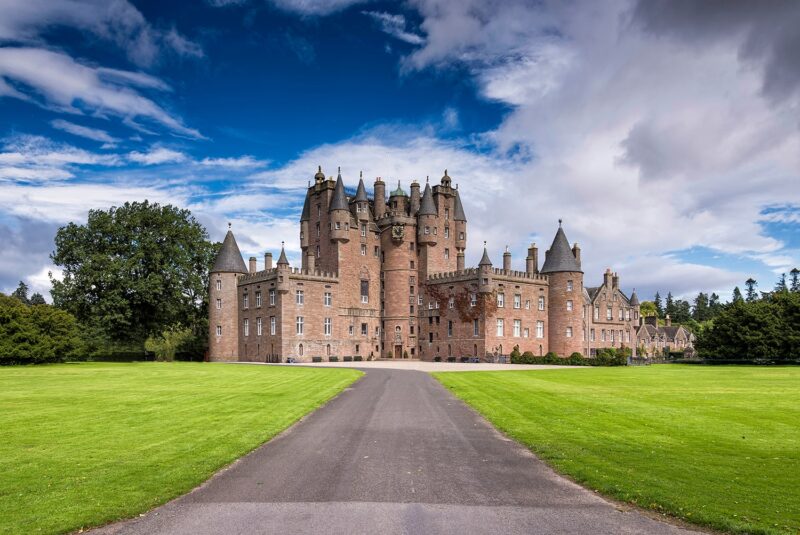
[418,182,436,216]
[300,191,311,221]
[212,229,248,273]
[354,175,368,202]
[453,189,466,221]
[629,289,640,306]
[540,222,582,273]
[329,170,348,211]
[277,243,289,266]
[479,244,493,266]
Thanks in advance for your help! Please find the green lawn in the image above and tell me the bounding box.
[0,362,361,535]
[434,365,800,535]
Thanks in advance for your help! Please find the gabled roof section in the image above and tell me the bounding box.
[354,176,368,202]
[329,171,349,211]
[586,286,600,301]
[540,223,582,274]
[300,191,311,221]
[418,182,436,216]
[212,229,248,273]
[453,189,466,221]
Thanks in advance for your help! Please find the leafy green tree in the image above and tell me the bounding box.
[0,294,84,364]
[745,278,758,301]
[774,273,788,293]
[639,300,658,317]
[692,292,709,321]
[50,201,218,350]
[654,291,663,316]
[144,325,194,362]
[671,298,692,323]
[731,286,744,303]
[29,293,46,305]
[11,281,30,304]
[709,293,722,317]
[790,268,799,292]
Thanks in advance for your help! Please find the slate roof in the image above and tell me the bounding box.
[418,182,437,216]
[453,189,466,221]
[212,230,248,273]
[300,192,310,221]
[277,245,289,265]
[540,225,582,273]
[390,181,407,197]
[479,246,493,266]
[329,172,349,211]
[354,177,368,202]
[629,290,640,306]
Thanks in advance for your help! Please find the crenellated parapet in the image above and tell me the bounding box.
[237,267,340,286]
[426,267,549,285]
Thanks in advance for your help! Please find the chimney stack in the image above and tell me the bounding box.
[572,242,581,268]
[526,243,538,274]
[604,268,613,289]
[265,252,273,270]
[503,245,511,272]
[612,272,619,289]
[249,256,257,274]
[410,180,421,214]
[665,314,672,327]
[374,178,386,219]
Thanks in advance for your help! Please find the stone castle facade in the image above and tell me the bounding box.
[209,169,646,362]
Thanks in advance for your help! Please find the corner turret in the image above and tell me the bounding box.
[417,180,437,245]
[479,242,493,293]
[209,224,247,362]
[329,169,350,242]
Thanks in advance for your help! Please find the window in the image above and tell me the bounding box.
[470,293,477,307]
[256,291,262,307]
[409,242,414,251]
[523,328,530,338]
[514,294,521,309]
[444,227,450,238]
[536,321,544,338]
[296,316,304,335]
[316,222,320,237]
[607,306,612,320]
[215,279,221,291]
[538,296,545,311]
[410,285,415,295]
[428,301,434,310]
[410,260,415,269]
[216,298,221,309]
[566,326,573,338]
[497,293,505,307]
[361,280,369,304]
[418,295,423,305]
[324,318,332,335]
[324,292,332,306]
[374,246,379,257]
[444,248,450,259]
[335,221,341,230]
[567,300,573,311]
[216,325,222,336]
[473,319,479,336]
[243,294,249,309]
[361,244,367,256]
[625,309,631,321]
[317,205,321,217]
[269,289,275,306]
[448,297,454,309]
[601,329,606,341]
[590,328,595,341]
[448,321,453,337]
[424,226,430,235]
[349,325,354,336]
[361,323,368,336]
[299,343,304,356]
[611,330,615,342]
[243,318,249,336]
[525,299,530,310]
[356,203,362,213]
[567,280,573,292]
[496,318,504,336]
[257,317,263,335]
[433,227,437,235]
[270,316,276,335]
[361,223,367,237]
[619,308,624,321]
[445,208,450,220]
[296,290,304,305]
[459,231,465,240]
[513,320,521,337]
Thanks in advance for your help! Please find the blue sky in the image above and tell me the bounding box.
[1,0,799,303]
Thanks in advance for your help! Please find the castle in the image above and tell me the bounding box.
[208,168,645,362]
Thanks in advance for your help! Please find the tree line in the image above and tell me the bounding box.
[1,201,219,365]
[643,270,800,362]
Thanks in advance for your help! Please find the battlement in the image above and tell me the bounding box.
[426,267,548,285]
[238,267,339,285]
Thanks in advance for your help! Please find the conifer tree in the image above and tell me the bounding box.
[774,273,788,292]
[790,268,799,292]
[745,278,758,302]
[731,286,744,303]
[654,291,663,316]
[11,281,30,305]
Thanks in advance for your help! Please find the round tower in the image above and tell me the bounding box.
[354,172,369,222]
[329,168,350,242]
[209,224,248,362]
[417,180,437,246]
[453,188,467,253]
[540,220,584,358]
[374,177,386,219]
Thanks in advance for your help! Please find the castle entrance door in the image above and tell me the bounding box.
[394,345,402,359]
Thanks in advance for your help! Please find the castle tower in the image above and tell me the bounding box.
[209,225,248,362]
[329,169,350,243]
[354,173,369,222]
[478,243,493,294]
[453,188,467,254]
[299,185,311,269]
[374,177,386,219]
[541,221,584,357]
[630,288,641,326]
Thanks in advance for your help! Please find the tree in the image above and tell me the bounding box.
[11,281,30,304]
[790,268,799,292]
[671,299,692,323]
[775,273,788,293]
[709,293,722,318]
[665,292,675,318]
[745,278,758,302]
[0,295,84,364]
[50,201,218,349]
[692,292,709,321]
[144,325,193,362]
[654,292,663,316]
[731,286,744,304]
[639,300,658,317]
[29,293,46,305]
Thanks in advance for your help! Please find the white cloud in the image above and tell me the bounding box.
[363,11,425,45]
[127,147,187,165]
[0,48,203,138]
[268,0,367,16]
[199,156,269,168]
[50,119,120,145]
[0,0,202,67]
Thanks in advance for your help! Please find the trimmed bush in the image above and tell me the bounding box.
[343,356,353,362]
[312,356,322,363]
[354,356,363,362]
[434,356,442,362]
[329,356,339,362]
[510,347,627,366]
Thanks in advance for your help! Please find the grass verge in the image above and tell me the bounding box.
[0,362,361,534]
[434,365,799,535]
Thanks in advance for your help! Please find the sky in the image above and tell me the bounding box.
[0,0,798,303]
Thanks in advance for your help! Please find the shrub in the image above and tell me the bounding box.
[343,356,353,362]
[434,356,442,362]
[386,351,393,358]
[354,356,363,362]
[329,356,339,362]
[312,356,322,363]
[403,350,409,359]
[0,295,85,364]
[144,325,193,362]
